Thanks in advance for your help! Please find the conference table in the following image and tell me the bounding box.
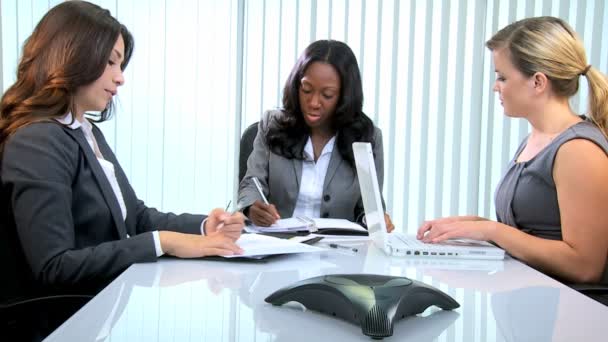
[45,238,608,341]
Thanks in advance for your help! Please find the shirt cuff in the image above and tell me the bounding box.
[200,218,208,235]
[152,230,164,257]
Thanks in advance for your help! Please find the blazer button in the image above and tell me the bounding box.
[323,194,331,202]
[322,212,329,218]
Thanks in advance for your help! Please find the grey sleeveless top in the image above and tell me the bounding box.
[495,118,608,284]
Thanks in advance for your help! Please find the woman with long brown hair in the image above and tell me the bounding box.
[0,0,244,305]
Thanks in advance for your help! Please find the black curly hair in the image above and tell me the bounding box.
[265,40,376,167]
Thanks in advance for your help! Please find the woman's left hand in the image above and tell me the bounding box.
[384,213,395,233]
[420,220,496,243]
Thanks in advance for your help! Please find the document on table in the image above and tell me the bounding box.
[223,233,324,258]
[245,217,368,235]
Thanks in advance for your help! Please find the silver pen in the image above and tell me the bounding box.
[251,177,270,205]
[329,243,358,253]
[216,200,233,232]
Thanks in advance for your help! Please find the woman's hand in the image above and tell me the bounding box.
[159,231,243,258]
[417,219,497,243]
[417,215,486,240]
[205,208,245,240]
[384,213,395,233]
[248,200,281,226]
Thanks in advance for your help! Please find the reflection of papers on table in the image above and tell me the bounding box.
[224,233,324,258]
[245,218,367,235]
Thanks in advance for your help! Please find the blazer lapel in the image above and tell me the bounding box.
[64,128,128,239]
[323,147,343,191]
[289,137,307,192]
[279,158,302,217]
[292,158,302,190]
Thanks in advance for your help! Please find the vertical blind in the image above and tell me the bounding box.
[2,0,608,231]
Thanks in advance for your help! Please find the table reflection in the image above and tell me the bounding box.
[46,242,608,342]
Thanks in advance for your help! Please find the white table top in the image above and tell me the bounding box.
[46,240,608,341]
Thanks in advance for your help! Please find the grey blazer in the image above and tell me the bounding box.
[238,110,384,223]
[0,121,204,301]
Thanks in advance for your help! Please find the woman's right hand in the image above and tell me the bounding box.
[417,215,485,240]
[248,200,281,226]
[159,231,243,258]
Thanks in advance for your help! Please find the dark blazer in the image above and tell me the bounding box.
[237,110,384,223]
[0,120,204,302]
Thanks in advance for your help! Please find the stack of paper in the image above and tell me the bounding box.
[223,233,323,258]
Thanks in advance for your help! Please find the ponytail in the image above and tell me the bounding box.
[584,66,608,137]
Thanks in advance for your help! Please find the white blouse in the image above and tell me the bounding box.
[292,136,336,218]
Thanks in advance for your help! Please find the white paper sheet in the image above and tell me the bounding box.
[223,233,324,258]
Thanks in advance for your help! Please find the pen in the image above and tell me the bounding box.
[217,200,233,231]
[251,177,270,205]
[224,200,232,212]
[301,236,324,245]
[329,243,358,253]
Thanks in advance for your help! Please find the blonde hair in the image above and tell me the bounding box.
[486,16,608,136]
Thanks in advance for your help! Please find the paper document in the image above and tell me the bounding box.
[223,233,323,258]
[245,217,368,235]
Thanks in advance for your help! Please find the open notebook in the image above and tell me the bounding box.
[245,217,368,236]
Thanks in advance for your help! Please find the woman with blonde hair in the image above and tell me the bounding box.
[418,17,608,293]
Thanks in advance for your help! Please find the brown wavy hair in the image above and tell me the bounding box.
[0,0,133,150]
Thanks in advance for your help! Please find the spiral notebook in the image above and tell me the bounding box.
[246,217,368,236]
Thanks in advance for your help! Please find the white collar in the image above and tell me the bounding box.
[303,135,336,161]
[56,113,92,132]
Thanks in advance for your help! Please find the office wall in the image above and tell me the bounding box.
[1,0,608,233]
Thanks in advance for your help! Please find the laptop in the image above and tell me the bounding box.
[352,142,505,260]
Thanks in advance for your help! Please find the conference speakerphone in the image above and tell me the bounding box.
[265,274,459,339]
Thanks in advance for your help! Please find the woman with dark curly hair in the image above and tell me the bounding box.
[238,40,394,231]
